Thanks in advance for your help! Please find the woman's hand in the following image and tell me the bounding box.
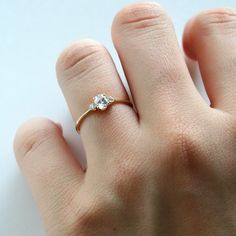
[14,3,236,235]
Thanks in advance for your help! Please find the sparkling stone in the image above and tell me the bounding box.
[108,96,115,102]
[93,94,111,111]
[89,103,96,110]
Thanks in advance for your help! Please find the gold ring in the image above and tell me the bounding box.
[75,94,133,133]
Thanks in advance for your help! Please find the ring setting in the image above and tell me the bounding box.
[75,93,132,132]
[89,94,115,111]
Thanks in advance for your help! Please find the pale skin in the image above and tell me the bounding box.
[14,2,236,236]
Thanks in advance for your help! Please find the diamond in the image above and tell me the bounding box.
[108,96,115,103]
[89,103,96,110]
[91,94,113,111]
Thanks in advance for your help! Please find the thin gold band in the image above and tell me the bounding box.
[75,99,132,133]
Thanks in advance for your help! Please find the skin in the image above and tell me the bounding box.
[14,2,236,236]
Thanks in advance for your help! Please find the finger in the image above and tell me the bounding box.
[14,118,83,234]
[183,8,236,113]
[56,40,138,163]
[112,3,203,126]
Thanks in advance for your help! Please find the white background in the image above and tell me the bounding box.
[1,0,236,235]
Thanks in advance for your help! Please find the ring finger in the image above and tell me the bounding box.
[56,40,138,166]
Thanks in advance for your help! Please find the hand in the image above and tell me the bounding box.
[14,3,236,235]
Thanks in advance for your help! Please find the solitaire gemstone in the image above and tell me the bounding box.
[92,94,114,111]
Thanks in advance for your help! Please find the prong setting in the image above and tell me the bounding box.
[89,94,115,111]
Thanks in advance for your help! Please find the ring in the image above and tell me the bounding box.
[75,94,133,132]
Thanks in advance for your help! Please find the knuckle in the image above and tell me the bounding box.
[75,193,116,234]
[108,158,146,206]
[172,128,198,157]
[194,8,236,36]
[113,2,170,31]
[164,122,203,167]
[56,39,108,83]
[14,118,61,160]
[45,190,84,236]
[56,39,103,70]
